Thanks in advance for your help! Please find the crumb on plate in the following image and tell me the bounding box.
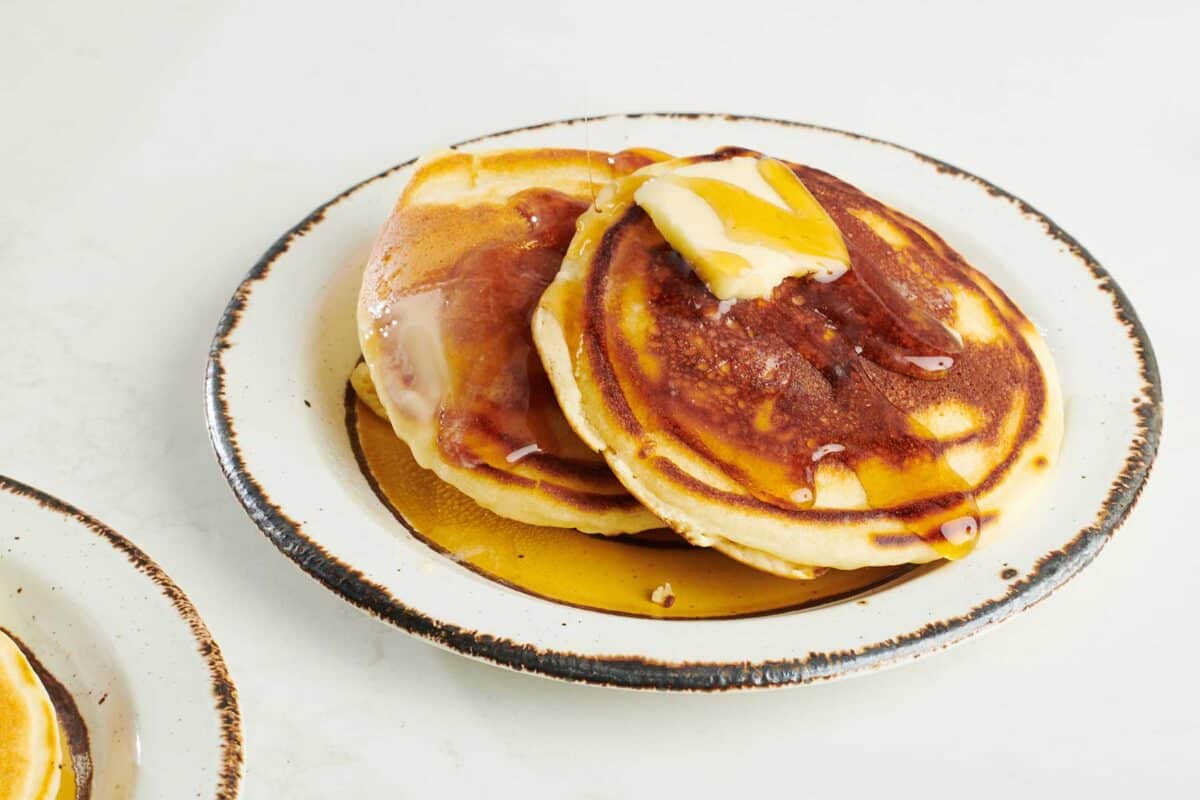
[650,582,675,608]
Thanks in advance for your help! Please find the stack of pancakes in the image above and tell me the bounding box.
[356,146,1062,579]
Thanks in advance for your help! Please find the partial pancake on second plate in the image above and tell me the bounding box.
[534,149,1063,576]
[0,631,61,800]
[357,148,662,533]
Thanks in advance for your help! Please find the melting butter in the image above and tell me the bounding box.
[634,156,850,300]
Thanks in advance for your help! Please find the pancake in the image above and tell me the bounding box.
[0,631,62,800]
[533,148,1063,577]
[357,148,662,533]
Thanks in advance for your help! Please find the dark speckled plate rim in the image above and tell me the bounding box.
[204,112,1163,691]
[0,475,243,795]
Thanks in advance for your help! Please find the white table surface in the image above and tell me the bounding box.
[3,1,1197,796]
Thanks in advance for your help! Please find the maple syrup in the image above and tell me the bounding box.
[348,391,911,619]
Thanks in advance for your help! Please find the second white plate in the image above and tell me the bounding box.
[0,476,242,797]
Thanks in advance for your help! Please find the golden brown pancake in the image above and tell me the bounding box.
[534,148,1063,576]
[0,631,62,800]
[357,148,661,532]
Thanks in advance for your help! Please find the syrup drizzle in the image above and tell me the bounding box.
[606,191,979,557]
[367,152,658,474]
[636,150,979,556]
[433,189,593,468]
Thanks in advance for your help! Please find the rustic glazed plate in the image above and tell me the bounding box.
[0,477,242,797]
[205,113,1161,690]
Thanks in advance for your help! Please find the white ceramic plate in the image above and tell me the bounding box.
[0,476,242,796]
[205,113,1161,690]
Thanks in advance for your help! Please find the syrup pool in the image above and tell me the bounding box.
[348,389,914,619]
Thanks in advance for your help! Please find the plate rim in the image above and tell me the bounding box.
[204,112,1163,691]
[0,474,244,796]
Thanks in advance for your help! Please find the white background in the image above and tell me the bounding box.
[3,1,1197,797]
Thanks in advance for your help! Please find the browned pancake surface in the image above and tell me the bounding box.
[534,149,1062,572]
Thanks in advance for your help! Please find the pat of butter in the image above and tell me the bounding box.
[634,156,850,300]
